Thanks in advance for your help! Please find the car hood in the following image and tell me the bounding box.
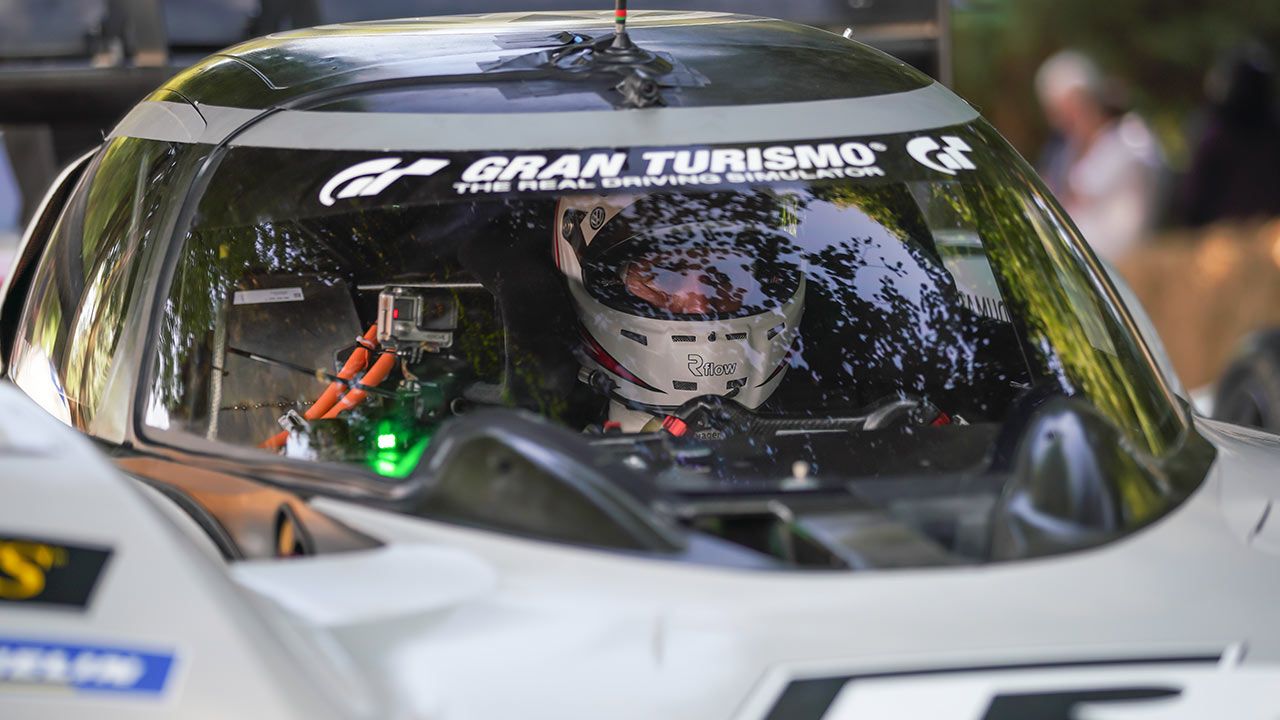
[217,416,1280,719]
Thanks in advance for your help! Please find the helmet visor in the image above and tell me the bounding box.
[583,221,802,320]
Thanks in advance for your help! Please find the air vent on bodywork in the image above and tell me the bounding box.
[621,328,648,345]
[672,335,696,343]
[674,381,697,391]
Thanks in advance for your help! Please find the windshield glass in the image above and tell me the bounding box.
[144,122,1184,489]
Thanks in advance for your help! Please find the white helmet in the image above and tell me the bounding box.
[554,192,804,429]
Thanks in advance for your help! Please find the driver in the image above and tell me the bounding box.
[554,192,805,432]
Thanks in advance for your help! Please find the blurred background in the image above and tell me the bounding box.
[1,0,1278,391]
[954,0,1280,391]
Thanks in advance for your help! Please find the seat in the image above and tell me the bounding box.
[211,274,361,448]
[987,396,1159,560]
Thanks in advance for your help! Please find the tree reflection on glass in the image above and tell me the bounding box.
[145,130,1184,487]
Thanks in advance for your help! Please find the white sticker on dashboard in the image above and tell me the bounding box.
[233,287,305,305]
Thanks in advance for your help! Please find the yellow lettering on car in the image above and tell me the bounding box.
[0,541,67,600]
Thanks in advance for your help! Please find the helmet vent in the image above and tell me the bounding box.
[620,328,648,345]
[671,335,697,343]
[726,332,747,341]
[673,380,697,391]
[767,324,785,340]
[726,378,747,390]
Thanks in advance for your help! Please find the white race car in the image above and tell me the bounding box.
[3,9,1280,720]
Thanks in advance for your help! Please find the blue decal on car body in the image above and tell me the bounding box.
[0,635,175,696]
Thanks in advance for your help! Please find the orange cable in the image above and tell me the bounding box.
[260,324,379,449]
[321,350,398,419]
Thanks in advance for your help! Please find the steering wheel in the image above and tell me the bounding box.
[663,393,942,441]
[664,395,758,441]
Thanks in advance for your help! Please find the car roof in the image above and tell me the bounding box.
[159,11,931,110]
[111,10,977,152]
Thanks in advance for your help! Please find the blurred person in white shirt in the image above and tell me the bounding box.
[1036,50,1164,264]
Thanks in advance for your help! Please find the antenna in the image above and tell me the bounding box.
[480,0,689,108]
[609,0,635,53]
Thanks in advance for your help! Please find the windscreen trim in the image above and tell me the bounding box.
[109,82,977,151]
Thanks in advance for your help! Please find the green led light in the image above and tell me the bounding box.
[367,414,433,479]
[369,431,433,479]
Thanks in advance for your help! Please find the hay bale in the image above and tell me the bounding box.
[1116,219,1280,389]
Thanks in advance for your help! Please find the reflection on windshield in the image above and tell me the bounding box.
[146,126,1182,492]
[963,123,1179,458]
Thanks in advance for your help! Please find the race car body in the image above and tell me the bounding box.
[5,380,1280,719]
[2,9,1280,719]
[0,383,370,719]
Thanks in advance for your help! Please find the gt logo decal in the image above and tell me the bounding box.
[688,354,738,377]
[906,135,975,175]
[0,536,111,609]
[319,157,450,206]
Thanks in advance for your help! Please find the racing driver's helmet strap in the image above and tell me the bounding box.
[555,193,805,419]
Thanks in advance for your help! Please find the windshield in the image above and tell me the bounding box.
[144,122,1184,490]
